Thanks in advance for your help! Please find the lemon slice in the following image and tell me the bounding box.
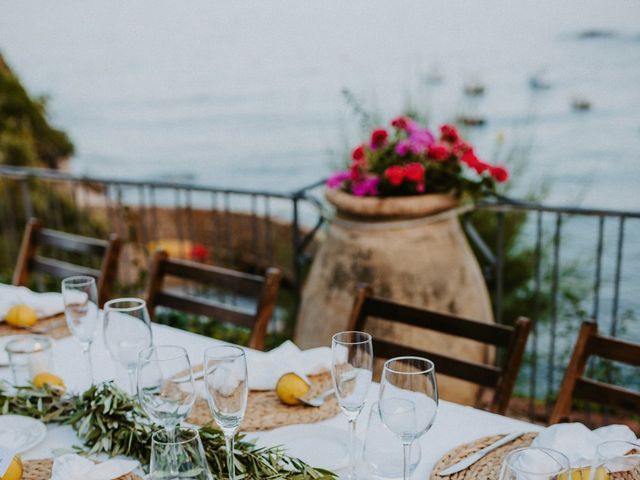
[32,372,66,392]
[1,456,23,480]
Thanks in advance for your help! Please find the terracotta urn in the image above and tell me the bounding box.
[295,188,495,406]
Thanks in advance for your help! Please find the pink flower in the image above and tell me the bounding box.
[327,171,351,188]
[370,128,389,150]
[352,176,380,196]
[395,140,412,157]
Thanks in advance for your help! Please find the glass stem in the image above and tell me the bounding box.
[127,368,136,395]
[403,442,411,480]
[348,417,357,478]
[225,432,236,480]
[82,343,93,385]
[166,425,178,476]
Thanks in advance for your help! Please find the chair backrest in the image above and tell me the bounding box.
[12,218,121,308]
[550,321,640,425]
[348,284,531,414]
[144,250,281,351]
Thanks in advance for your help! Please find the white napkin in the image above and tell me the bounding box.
[530,422,638,468]
[244,340,332,390]
[0,284,65,321]
[51,454,138,480]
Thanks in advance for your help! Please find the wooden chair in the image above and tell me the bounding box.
[145,250,281,351]
[550,321,640,425]
[12,218,121,308]
[348,285,532,415]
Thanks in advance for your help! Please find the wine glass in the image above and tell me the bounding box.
[103,298,153,394]
[589,441,640,480]
[150,426,212,480]
[378,356,438,480]
[499,447,570,479]
[61,276,99,384]
[203,346,248,480]
[331,331,373,480]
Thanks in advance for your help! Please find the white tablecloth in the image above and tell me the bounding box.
[0,323,542,478]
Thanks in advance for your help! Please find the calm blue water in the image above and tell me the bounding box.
[1,0,639,207]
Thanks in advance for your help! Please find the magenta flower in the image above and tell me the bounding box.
[327,171,351,189]
[351,176,380,196]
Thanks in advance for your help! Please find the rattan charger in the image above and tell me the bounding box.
[186,365,341,431]
[21,458,141,480]
[0,314,70,339]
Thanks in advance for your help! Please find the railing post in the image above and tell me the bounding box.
[291,194,302,304]
[19,176,33,220]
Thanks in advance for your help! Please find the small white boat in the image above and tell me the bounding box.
[464,82,486,96]
[571,97,592,111]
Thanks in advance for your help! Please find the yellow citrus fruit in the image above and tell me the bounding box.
[276,372,310,406]
[5,304,38,328]
[1,456,23,480]
[32,372,65,392]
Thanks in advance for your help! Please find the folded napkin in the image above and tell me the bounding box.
[0,284,65,321]
[530,422,638,468]
[244,340,332,390]
[51,454,138,480]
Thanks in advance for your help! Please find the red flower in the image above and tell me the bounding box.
[404,162,425,182]
[440,124,460,143]
[453,141,472,156]
[370,128,389,149]
[190,243,208,261]
[461,150,479,168]
[350,162,362,181]
[391,116,409,129]
[427,143,450,161]
[474,161,491,174]
[384,165,405,186]
[351,144,366,161]
[490,165,509,183]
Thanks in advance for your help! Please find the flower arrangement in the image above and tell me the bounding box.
[327,116,508,198]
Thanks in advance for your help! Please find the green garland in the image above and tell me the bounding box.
[0,381,336,479]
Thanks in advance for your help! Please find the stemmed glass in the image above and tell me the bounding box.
[331,331,373,480]
[103,298,153,394]
[378,356,438,480]
[61,276,99,385]
[589,441,640,480]
[137,345,196,439]
[499,447,570,479]
[203,346,248,480]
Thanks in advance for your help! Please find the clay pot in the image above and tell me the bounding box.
[295,189,495,406]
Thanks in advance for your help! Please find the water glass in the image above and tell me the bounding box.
[589,441,640,480]
[331,331,373,480]
[203,346,248,480]
[363,401,421,479]
[5,335,53,386]
[499,447,570,480]
[150,426,212,480]
[137,345,196,434]
[61,276,99,384]
[378,356,437,480]
[103,298,153,393]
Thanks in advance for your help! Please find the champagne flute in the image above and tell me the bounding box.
[61,276,99,384]
[378,356,438,480]
[203,346,248,480]
[589,440,640,480]
[103,298,153,394]
[150,427,212,480]
[499,447,570,480]
[331,331,373,480]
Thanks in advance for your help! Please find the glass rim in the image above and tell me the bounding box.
[332,330,372,345]
[151,426,201,446]
[383,356,435,375]
[204,345,245,360]
[5,334,52,354]
[597,440,640,459]
[504,447,570,475]
[138,345,189,362]
[61,275,96,288]
[104,297,147,312]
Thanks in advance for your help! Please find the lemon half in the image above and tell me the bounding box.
[5,304,37,328]
[276,372,310,406]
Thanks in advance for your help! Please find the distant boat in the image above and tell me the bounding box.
[464,81,485,97]
[424,65,444,85]
[457,114,486,127]
[529,71,552,90]
[571,97,592,111]
[576,29,617,40]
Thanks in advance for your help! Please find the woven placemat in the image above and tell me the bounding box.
[0,314,70,339]
[187,366,341,431]
[22,458,141,480]
[430,432,537,479]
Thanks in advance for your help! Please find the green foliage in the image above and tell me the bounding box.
[1,381,337,479]
[0,54,74,167]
